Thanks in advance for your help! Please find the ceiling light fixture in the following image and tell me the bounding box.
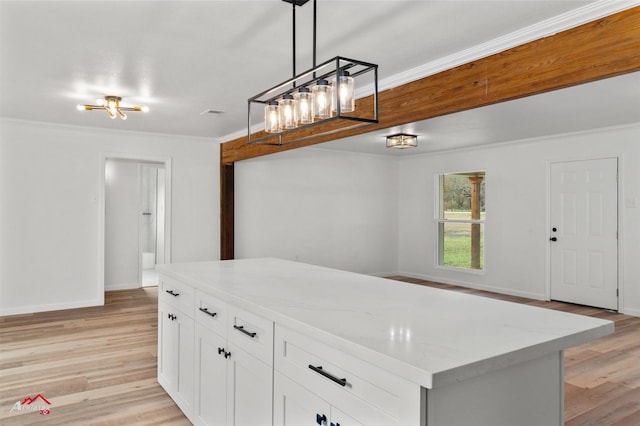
[386,133,417,149]
[248,0,378,146]
[77,96,149,120]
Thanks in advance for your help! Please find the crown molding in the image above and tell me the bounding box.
[374,0,640,93]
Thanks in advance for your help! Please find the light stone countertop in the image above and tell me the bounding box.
[157,258,614,389]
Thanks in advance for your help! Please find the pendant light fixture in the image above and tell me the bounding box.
[77,96,149,120]
[248,0,378,146]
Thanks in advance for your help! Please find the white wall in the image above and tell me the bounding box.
[235,148,399,276]
[0,119,219,315]
[104,159,140,289]
[233,124,640,316]
[398,124,640,316]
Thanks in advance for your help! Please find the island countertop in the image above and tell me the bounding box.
[157,258,613,389]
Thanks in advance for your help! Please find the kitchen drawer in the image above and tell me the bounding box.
[274,325,419,425]
[195,290,227,336]
[160,276,195,317]
[227,304,274,366]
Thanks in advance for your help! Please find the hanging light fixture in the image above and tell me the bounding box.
[77,96,149,120]
[386,133,418,149]
[248,0,378,146]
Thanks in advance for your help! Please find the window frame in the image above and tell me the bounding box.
[436,171,486,272]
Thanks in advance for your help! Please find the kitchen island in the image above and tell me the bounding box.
[157,258,613,426]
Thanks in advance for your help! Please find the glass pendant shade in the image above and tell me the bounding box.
[294,87,313,125]
[312,79,331,119]
[264,101,281,133]
[278,95,297,130]
[336,71,355,113]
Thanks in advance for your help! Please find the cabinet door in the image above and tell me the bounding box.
[330,407,365,426]
[274,371,331,426]
[174,309,195,421]
[228,344,274,426]
[194,324,228,426]
[158,301,176,390]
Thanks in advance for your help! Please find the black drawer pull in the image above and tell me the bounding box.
[165,290,180,297]
[316,413,327,425]
[308,365,347,387]
[233,325,257,338]
[199,307,217,318]
[218,347,225,355]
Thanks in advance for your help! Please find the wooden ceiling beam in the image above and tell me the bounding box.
[221,6,640,165]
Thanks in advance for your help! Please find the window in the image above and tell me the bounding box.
[438,172,485,270]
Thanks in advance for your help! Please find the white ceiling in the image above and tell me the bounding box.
[1,1,638,155]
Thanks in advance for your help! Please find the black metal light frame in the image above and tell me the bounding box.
[247,0,379,146]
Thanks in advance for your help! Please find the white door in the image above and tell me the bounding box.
[550,158,618,310]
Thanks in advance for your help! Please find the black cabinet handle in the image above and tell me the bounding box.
[331,423,340,426]
[233,325,257,338]
[316,413,327,425]
[165,290,180,297]
[218,347,225,355]
[308,365,347,387]
[550,237,557,242]
[167,313,176,321]
[199,307,217,318]
[224,351,231,359]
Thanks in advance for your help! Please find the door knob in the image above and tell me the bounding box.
[550,237,557,242]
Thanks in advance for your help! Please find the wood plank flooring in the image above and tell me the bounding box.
[1,280,639,425]
[0,288,190,425]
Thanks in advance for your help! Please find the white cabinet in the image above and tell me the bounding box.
[274,372,364,426]
[274,325,420,426]
[158,259,613,426]
[158,300,194,421]
[226,341,273,426]
[194,323,227,426]
[193,291,273,426]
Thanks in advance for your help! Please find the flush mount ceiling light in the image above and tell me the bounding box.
[77,96,149,120]
[386,133,418,149]
[248,0,378,146]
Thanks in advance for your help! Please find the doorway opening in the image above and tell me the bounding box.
[100,154,172,293]
[140,164,165,287]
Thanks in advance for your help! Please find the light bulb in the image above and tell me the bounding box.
[141,106,150,113]
[278,94,297,130]
[312,79,331,119]
[336,71,355,113]
[76,104,87,111]
[295,87,313,125]
[264,101,280,133]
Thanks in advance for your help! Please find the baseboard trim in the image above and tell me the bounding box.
[621,307,640,318]
[105,282,141,291]
[0,298,104,317]
[395,271,546,301]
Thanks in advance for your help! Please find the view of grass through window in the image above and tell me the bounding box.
[439,172,486,270]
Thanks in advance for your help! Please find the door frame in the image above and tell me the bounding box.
[99,153,172,297]
[545,155,622,311]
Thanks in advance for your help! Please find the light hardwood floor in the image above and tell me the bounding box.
[1,281,639,425]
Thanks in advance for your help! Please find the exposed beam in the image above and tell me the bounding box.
[220,164,234,260]
[221,6,640,165]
